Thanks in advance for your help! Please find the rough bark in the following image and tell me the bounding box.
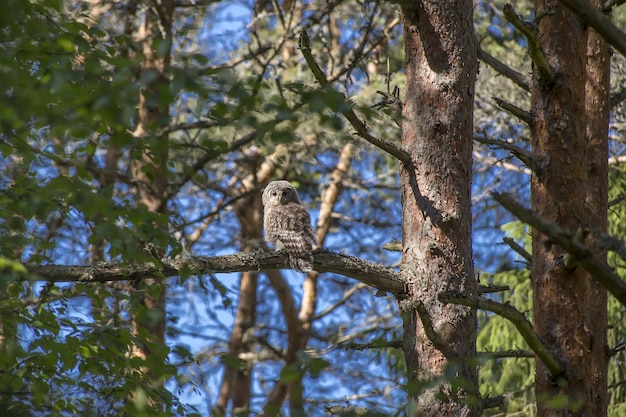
[530,1,606,415]
[584,1,610,415]
[398,1,478,415]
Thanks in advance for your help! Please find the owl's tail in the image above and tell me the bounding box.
[289,254,314,273]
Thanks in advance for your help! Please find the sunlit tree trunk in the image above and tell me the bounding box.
[398,1,478,415]
[530,1,608,415]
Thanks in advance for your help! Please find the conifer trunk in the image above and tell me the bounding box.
[584,2,610,414]
[530,1,608,415]
[398,1,478,415]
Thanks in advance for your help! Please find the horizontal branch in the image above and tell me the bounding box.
[478,349,535,359]
[25,250,406,297]
[298,31,412,167]
[439,291,564,377]
[493,192,626,306]
[174,0,221,6]
[503,4,555,84]
[558,0,626,58]
[342,339,403,351]
[479,284,511,294]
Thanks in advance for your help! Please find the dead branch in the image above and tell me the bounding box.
[298,31,412,167]
[603,0,626,11]
[478,349,535,359]
[558,0,626,57]
[503,237,532,263]
[492,96,533,125]
[592,229,626,262]
[479,284,511,294]
[473,134,539,173]
[503,4,555,84]
[439,291,563,377]
[25,249,406,297]
[342,339,403,351]
[493,192,626,306]
[476,44,531,92]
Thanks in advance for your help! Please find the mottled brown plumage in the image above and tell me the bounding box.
[262,180,317,272]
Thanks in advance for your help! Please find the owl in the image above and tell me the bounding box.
[262,180,318,272]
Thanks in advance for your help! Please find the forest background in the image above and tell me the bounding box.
[2,0,626,416]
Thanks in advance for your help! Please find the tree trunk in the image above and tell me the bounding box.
[215,192,263,416]
[127,0,173,411]
[584,3,610,415]
[398,1,478,415]
[531,1,608,415]
[585,0,611,417]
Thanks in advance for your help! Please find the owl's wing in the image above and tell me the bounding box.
[271,203,316,252]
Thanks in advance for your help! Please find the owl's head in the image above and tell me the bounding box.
[262,180,301,206]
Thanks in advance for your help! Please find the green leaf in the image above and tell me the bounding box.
[307,357,330,378]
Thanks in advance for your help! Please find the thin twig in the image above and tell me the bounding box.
[298,31,412,167]
[474,134,539,173]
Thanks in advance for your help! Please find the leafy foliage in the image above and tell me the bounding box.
[2,0,626,415]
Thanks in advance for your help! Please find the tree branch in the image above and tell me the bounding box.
[503,237,532,264]
[473,134,539,173]
[592,229,626,262]
[478,349,535,359]
[412,299,448,352]
[298,31,412,167]
[439,291,564,377]
[503,4,555,84]
[492,96,533,125]
[557,0,626,58]
[25,250,406,297]
[479,284,511,294]
[493,192,626,306]
[476,45,530,92]
[604,0,626,11]
[342,339,403,351]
